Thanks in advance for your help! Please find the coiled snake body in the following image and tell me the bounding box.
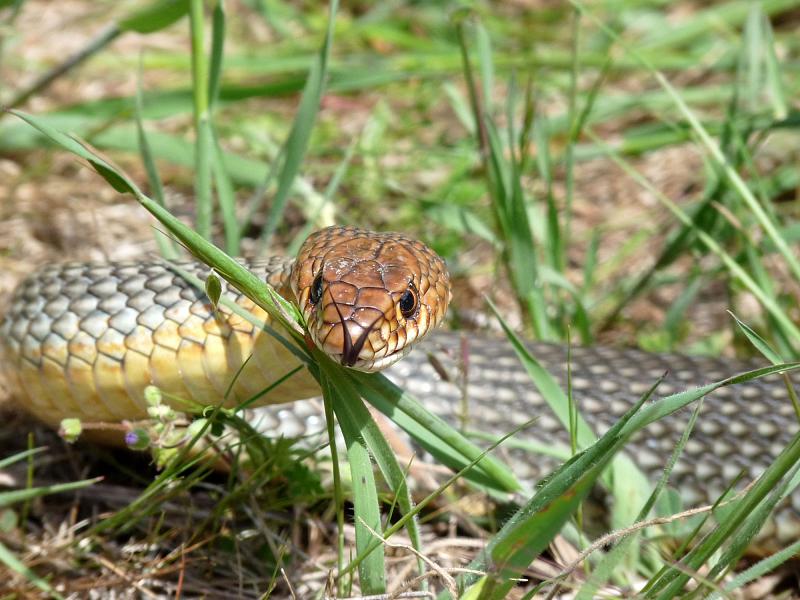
[1,226,798,543]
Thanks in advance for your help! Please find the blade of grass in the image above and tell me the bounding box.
[0,447,44,469]
[118,0,190,34]
[341,419,534,586]
[456,14,551,339]
[699,460,800,597]
[574,400,704,599]
[10,109,304,338]
[285,133,357,257]
[0,477,101,508]
[257,0,339,248]
[0,540,64,599]
[577,2,800,304]
[189,0,213,240]
[487,298,652,532]
[321,370,347,596]
[211,132,240,254]
[713,539,800,598]
[207,0,225,108]
[587,130,800,345]
[317,357,386,594]
[135,58,179,259]
[644,430,800,598]
[206,0,240,254]
[353,370,519,494]
[314,349,426,589]
[447,373,659,599]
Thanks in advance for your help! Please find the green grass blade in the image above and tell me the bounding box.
[576,400,704,599]
[0,447,44,470]
[714,539,800,598]
[703,462,800,594]
[135,60,179,259]
[189,0,213,240]
[578,2,800,305]
[258,0,338,247]
[0,477,101,508]
[318,356,386,594]
[624,362,800,439]
[353,369,519,494]
[488,298,651,531]
[9,110,304,339]
[0,540,64,599]
[449,376,657,599]
[118,0,189,33]
[729,311,784,364]
[204,1,240,253]
[645,431,800,598]
[207,0,225,107]
[211,128,240,254]
[475,19,494,115]
[315,350,425,586]
[286,133,357,257]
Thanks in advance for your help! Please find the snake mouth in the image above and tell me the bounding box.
[340,320,374,367]
[328,294,379,368]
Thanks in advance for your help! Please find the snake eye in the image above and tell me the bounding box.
[309,273,324,305]
[399,285,418,318]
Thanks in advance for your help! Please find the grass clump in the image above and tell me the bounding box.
[1,0,800,597]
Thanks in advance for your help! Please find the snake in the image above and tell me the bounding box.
[1,225,798,546]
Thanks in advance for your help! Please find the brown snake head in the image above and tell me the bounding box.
[290,226,451,372]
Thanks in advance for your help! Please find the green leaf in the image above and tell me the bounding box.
[0,540,65,599]
[714,539,800,598]
[318,357,386,594]
[258,0,339,245]
[323,358,425,577]
[10,110,138,193]
[729,311,783,364]
[118,0,190,34]
[59,418,82,442]
[487,298,651,531]
[353,370,519,494]
[0,477,101,508]
[645,430,800,598]
[135,62,179,259]
[208,0,226,107]
[0,448,44,470]
[449,374,657,599]
[204,270,223,310]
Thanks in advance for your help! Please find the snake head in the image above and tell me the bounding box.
[291,226,451,372]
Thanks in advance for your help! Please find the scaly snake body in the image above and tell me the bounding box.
[1,226,798,543]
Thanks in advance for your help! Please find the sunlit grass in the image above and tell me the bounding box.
[2,0,800,597]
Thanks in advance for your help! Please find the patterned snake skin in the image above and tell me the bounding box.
[1,257,798,544]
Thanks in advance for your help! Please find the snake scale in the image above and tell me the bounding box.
[1,226,798,544]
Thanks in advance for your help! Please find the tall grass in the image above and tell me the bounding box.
[2,0,800,597]
[446,2,800,597]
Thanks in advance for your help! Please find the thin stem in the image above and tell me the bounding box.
[190,0,213,240]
